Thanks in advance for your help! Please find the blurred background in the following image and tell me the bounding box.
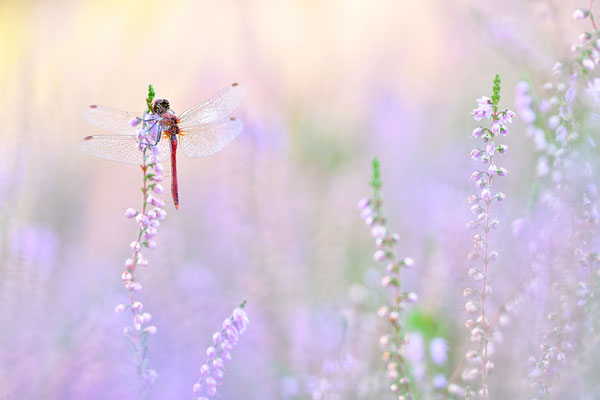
[0,0,590,399]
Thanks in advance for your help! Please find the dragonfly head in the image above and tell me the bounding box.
[152,99,171,115]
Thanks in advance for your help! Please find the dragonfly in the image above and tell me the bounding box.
[79,83,247,209]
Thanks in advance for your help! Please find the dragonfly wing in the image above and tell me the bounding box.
[78,134,170,165]
[178,83,247,128]
[179,118,243,158]
[83,105,141,135]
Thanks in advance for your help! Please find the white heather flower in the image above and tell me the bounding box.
[115,304,126,313]
[125,208,137,218]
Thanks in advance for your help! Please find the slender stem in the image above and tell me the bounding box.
[371,168,414,400]
[591,0,598,32]
[126,160,149,389]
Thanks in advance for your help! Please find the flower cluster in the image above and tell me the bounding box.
[114,85,167,396]
[358,158,417,400]
[464,74,514,399]
[192,302,249,400]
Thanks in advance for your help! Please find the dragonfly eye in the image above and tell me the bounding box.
[152,99,170,115]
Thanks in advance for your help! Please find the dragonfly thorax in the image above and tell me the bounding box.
[152,99,170,115]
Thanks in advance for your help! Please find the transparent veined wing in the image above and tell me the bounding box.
[178,83,247,129]
[83,105,141,135]
[78,134,170,165]
[179,117,243,158]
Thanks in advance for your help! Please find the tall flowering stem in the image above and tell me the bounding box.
[192,301,249,400]
[115,85,167,397]
[465,74,514,399]
[358,158,417,400]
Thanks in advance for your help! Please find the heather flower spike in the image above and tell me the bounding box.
[116,85,167,397]
[358,157,424,400]
[192,301,249,399]
[464,74,514,399]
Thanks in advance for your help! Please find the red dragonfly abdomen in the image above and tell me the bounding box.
[170,135,179,209]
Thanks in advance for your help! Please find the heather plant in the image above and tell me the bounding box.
[92,86,249,399]
[358,158,422,400]
[353,5,600,399]
[114,85,165,397]
[463,74,514,399]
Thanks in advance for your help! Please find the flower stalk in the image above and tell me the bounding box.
[114,85,167,398]
[465,74,515,399]
[359,158,417,400]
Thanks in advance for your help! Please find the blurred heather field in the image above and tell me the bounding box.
[2,0,600,399]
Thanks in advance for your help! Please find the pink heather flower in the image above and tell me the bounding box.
[130,241,141,251]
[472,97,494,120]
[465,301,478,314]
[470,149,482,160]
[360,206,374,220]
[125,208,137,218]
[144,326,157,335]
[481,188,491,201]
[357,197,370,210]
[405,292,418,303]
[472,127,484,138]
[129,117,141,127]
[583,58,596,70]
[152,184,164,194]
[498,110,516,125]
[371,225,387,238]
[192,303,249,399]
[491,121,501,135]
[125,258,134,268]
[154,163,164,174]
[573,8,590,19]
[115,304,126,313]
[232,307,249,333]
[373,249,387,261]
[122,271,132,280]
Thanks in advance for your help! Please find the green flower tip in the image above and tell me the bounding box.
[492,74,502,105]
[370,157,382,189]
[146,84,156,112]
[148,84,155,100]
[239,299,247,308]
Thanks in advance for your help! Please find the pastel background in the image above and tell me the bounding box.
[0,1,590,399]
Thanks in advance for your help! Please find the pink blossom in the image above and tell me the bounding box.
[472,97,494,121]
